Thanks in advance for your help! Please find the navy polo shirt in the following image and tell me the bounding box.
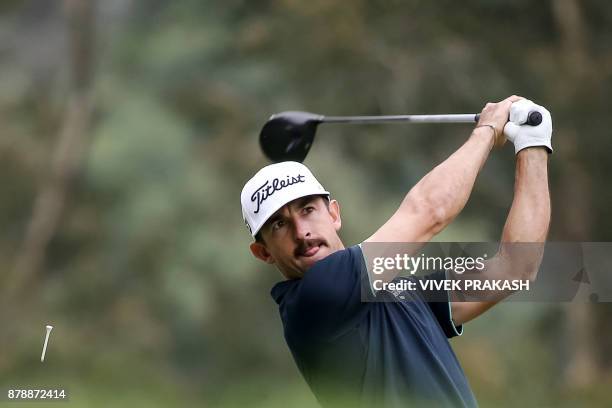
[271,245,477,407]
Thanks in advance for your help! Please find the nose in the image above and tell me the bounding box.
[293,218,311,240]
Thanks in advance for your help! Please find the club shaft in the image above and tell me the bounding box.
[322,114,479,124]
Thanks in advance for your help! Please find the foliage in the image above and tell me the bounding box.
[1,0,611,406]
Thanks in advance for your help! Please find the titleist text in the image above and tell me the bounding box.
[251,174,306,214]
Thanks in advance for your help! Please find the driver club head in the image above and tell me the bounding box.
[259,111,324,163]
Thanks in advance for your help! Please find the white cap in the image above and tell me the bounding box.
[241,161,330,237]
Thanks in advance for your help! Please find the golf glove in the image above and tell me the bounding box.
[503,99,553,154]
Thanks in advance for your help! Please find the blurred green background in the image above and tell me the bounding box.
[1,0,611,406]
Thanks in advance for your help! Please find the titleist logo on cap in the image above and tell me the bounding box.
[251,174,306,214]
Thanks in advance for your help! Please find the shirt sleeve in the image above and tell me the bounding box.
[418,270,463,338]
[289,245,371,339]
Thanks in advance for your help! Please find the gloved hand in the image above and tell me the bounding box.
[503,99,553,154]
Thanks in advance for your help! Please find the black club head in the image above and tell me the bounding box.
[259,111,323,163]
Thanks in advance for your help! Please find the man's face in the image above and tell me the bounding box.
[250,195,344,279]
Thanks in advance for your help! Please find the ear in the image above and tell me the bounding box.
[250,241,276,264]
[328,199,342,231]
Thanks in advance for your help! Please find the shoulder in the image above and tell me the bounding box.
[300,245,368,297]
[306,245,365,276]
[270,245,364,305]
[296,245,369,313]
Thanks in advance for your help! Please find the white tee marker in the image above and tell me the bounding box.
[40,325,53,363]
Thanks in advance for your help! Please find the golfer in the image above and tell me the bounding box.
[241,96,552,407]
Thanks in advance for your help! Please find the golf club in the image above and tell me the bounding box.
[259,110,543,163]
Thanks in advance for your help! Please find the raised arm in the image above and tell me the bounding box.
[366,96,521,244]
[451,101,552,325]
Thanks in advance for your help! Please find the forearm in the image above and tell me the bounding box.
[496,148,550,281]
[502,148,550,242]
[450,97,552,323]
[452,149,550,312]
[403,127,494,231]
[368,96,520,244]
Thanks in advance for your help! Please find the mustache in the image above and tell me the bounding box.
[294,238,326,257]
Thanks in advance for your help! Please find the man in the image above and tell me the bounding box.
[240,96,552,407]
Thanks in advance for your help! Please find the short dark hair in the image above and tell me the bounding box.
[254,195,330,244]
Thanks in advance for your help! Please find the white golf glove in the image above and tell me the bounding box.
[503,99,553,154]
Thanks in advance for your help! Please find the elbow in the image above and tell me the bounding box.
[402,193,449,235]
[498,245,545,282]
[519,267,539,283]
[522,247,545,282]
[522,261,542,282]
[429,205,449,235]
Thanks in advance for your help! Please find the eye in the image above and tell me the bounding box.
[303,205,315,214]
[272,219,285,231]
